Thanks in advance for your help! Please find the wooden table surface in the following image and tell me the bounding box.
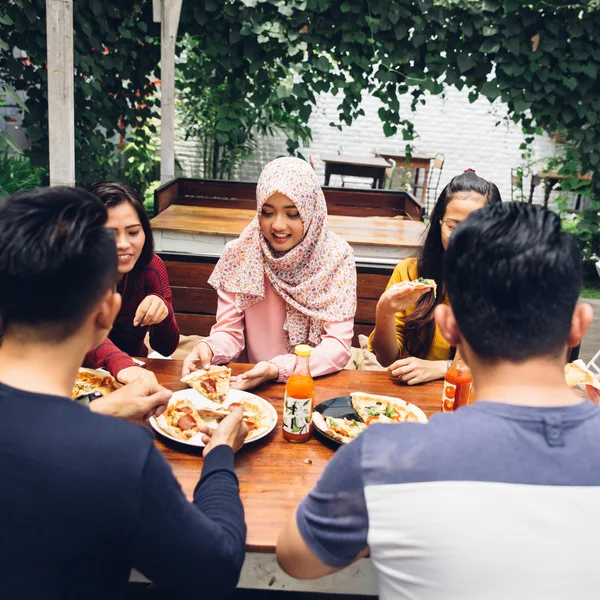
[147,359,443,553]
[151,204,425,249]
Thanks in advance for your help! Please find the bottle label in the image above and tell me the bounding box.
[441,380,456,412]
[283,395,312,434]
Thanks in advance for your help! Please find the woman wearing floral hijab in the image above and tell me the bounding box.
[182,157,357,391]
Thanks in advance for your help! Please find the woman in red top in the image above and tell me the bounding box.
[86,182,180,383]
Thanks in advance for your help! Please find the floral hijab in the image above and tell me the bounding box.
[208,157,357,351]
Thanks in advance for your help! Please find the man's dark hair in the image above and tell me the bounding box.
[445,202,582,362]
[87,181,154,269]
[0,187,118,341]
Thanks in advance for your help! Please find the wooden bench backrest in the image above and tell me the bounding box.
[155,178,423,221]
[160,253,393,348]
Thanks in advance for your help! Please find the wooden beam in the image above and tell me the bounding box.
[46,0,75,187]
[160,0,183,184]
[152,0,161,22]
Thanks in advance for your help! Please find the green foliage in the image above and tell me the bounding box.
[2,0,599,218]
[0,152,47,201]
[178,0,600,220]
[0,0,160,191]
[176,33,311,179]
[0,83,27,153]
[562,214,600,279]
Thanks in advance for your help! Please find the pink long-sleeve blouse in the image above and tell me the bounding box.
[202,277,353,382]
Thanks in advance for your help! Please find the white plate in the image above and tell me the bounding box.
[150,388,278,447]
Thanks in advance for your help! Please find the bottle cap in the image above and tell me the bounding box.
[295,344,312,357]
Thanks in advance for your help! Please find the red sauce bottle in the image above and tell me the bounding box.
[441,351,473,412]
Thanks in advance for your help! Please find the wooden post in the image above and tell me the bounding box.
[46,0,75,187]
[160,0,183,184]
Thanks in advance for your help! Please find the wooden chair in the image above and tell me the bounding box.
[424,154,445,214]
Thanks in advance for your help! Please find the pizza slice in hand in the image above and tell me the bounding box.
[181,365,232,403]
[155,399,206,441]
[565,360,600,390]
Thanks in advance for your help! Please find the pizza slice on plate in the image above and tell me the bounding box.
[72,368,119,399]
[181,366,231,403]
[564,360,600,390]
[155,399,206,441]
[312,413,367,444]
[350,392,426,425]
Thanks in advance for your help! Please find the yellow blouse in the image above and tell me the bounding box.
[368,258,451,361]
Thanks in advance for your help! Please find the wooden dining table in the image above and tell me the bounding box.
[134,358,444,594]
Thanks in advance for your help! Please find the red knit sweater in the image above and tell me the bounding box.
[85,254,180,377]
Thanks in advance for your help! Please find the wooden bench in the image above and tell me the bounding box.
[155,178,423,221]
[153,179,425,263]
[160,253,394,347]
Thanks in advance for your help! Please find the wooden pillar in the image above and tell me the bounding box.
[46,0,75,187]
[159,0,183,184]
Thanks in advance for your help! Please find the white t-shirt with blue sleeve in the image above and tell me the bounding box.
[297,400,600,600]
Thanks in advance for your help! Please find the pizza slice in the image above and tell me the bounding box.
[312,413,367,444]
[410,277,437,298]
[564,360,600,390]
[181,366,231,403]
[72,368,119,399]
[155,399,206,441]
[196,398,266,440]
[350,392,425,425]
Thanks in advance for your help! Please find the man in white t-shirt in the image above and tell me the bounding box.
[276,202,600,599]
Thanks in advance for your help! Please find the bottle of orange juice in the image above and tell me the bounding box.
[283,345,315,442]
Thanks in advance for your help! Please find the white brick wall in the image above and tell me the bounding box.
[174,85,569,208]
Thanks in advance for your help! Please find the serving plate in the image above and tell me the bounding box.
[150,388,277,447]
[312,393,427,446]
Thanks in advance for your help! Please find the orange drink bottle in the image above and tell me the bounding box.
[441,351,473,412]
[283,345,315,443]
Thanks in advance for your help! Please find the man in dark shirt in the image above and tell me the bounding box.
[0,187,248,598]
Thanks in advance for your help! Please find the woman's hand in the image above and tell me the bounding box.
[377,282,431,316]
[586,375,600,404]
[181,341,214,376]
[388,357,447,385]
[133,295,168,327]
[231,361,278,391]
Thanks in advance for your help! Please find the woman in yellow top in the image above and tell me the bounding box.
[369,169,502,384]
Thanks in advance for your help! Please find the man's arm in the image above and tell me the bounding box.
[276,434,370,579]
[127,410,248,595]
[277,509,369,579]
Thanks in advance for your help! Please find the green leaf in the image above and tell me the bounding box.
[564,77,578,91]
[583,64,597,80]
[479,38,500,54]
[0,14,14,25]
[90,0,102,17]
[457,52,476,73]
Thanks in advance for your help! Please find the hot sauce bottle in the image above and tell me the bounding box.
[283,345,315,443]
[441,350,473,412]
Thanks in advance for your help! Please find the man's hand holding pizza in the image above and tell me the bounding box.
[200,404,248,457]
[133,295,169,327]
[90,377,172,424]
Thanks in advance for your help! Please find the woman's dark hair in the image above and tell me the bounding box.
[87,181,154,269]
[404,171,502,358]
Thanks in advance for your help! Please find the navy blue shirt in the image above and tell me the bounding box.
[0,382,246,599]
